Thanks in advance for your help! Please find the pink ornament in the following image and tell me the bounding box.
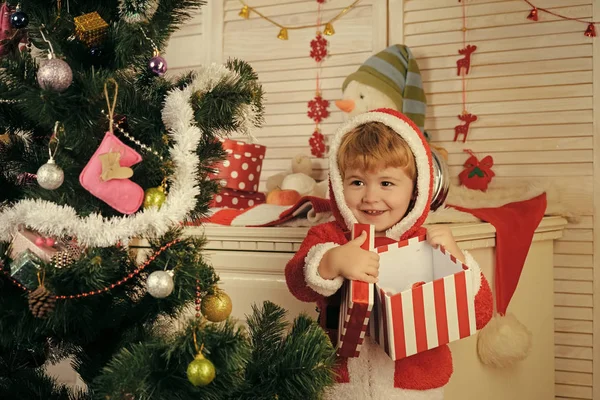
[0,3,13,56]
[79,132,144,214]
[45,237,55,247]
[35,237,45,246]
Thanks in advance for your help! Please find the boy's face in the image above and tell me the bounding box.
[343,165,414,236]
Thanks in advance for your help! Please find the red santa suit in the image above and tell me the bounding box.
[285,109,493,400]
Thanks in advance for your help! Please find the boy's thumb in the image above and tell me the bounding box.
[350,230,367,245]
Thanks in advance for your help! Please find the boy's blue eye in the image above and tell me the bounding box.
[381,181,393,187]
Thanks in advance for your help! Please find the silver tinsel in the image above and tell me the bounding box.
[37,59,73,92]
[119,0,159,23]
[36,159,64,190]
[146,270,174,298]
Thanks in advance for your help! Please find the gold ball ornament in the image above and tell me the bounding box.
[187,353,216,387]
[201,290,232,322]
[143,186,166,209]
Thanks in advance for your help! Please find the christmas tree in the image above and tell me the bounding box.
[0,1,335,399]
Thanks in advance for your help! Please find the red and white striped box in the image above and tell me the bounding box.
[209,139,266,193]
[338,224,477,360]
[336,224,375,358]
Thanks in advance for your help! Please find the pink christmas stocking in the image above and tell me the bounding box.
[0,3,12,56]
[79,131,144,214]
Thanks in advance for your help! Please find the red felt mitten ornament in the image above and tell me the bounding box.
[458,149,494,191]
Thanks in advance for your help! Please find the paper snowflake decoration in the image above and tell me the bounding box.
[309,130,326,158]
[310,34,328,62]
[307,96,330,123]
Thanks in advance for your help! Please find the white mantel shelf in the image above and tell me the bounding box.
[184,216,568,252]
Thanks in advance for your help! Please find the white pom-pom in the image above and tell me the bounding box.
[477,313,532,368]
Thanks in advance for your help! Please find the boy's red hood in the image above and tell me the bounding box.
[328,108,433,240]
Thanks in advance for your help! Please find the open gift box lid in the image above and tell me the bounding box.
[337,224,477,360]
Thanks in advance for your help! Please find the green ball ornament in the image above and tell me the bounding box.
[143,186,166,209]
[187,353,216,387]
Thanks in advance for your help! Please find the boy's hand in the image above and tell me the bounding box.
[318,231,380,283]
[426,225,465,263]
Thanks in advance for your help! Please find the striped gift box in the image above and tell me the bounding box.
[336,224,374,358]
[337,224,477,360]
[370,236,477,361]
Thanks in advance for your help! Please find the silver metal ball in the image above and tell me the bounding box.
[146,270,174,298]
[37,58,73,92]
[36,160,64,190]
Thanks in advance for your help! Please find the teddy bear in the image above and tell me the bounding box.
[265,154,329,204]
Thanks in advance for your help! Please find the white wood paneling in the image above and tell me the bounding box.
[164,7,206,71]
[592,1,600,399]
[398,0,595,398]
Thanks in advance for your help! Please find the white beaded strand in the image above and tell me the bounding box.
[100,109,164,161]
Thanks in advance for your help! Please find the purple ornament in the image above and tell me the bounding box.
[148,55,167,76]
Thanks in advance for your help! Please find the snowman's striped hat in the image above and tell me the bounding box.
[342,45,427,134]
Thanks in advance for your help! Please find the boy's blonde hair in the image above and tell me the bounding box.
[337,122,416,180]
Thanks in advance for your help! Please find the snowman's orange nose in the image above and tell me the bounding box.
[335,99,355,113]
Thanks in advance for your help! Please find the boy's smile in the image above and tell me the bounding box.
[343,165,415,236]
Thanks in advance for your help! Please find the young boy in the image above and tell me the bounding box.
[285,109,493,400]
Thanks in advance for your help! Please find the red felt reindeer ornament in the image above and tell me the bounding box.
[458,149,495,191]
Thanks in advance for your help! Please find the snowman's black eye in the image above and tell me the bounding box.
[360,94,364,99]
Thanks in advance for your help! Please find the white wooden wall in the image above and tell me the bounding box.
[167,1,598,398]
[398,0,595,399]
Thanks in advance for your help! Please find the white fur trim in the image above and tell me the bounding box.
[463,250,482,292]
[368,337,445,399]
[0,65,247,247]
[329,111,431,241]
[303,242,344,297]
[325,338,446,399]
[324,340,372,400]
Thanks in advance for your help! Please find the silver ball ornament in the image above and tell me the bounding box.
[37,59,73,92]
[146,270,174,298]
[36,158,64,190]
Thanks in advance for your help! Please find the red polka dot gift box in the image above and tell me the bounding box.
[209,188,266,210]
[209,139,266,193]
